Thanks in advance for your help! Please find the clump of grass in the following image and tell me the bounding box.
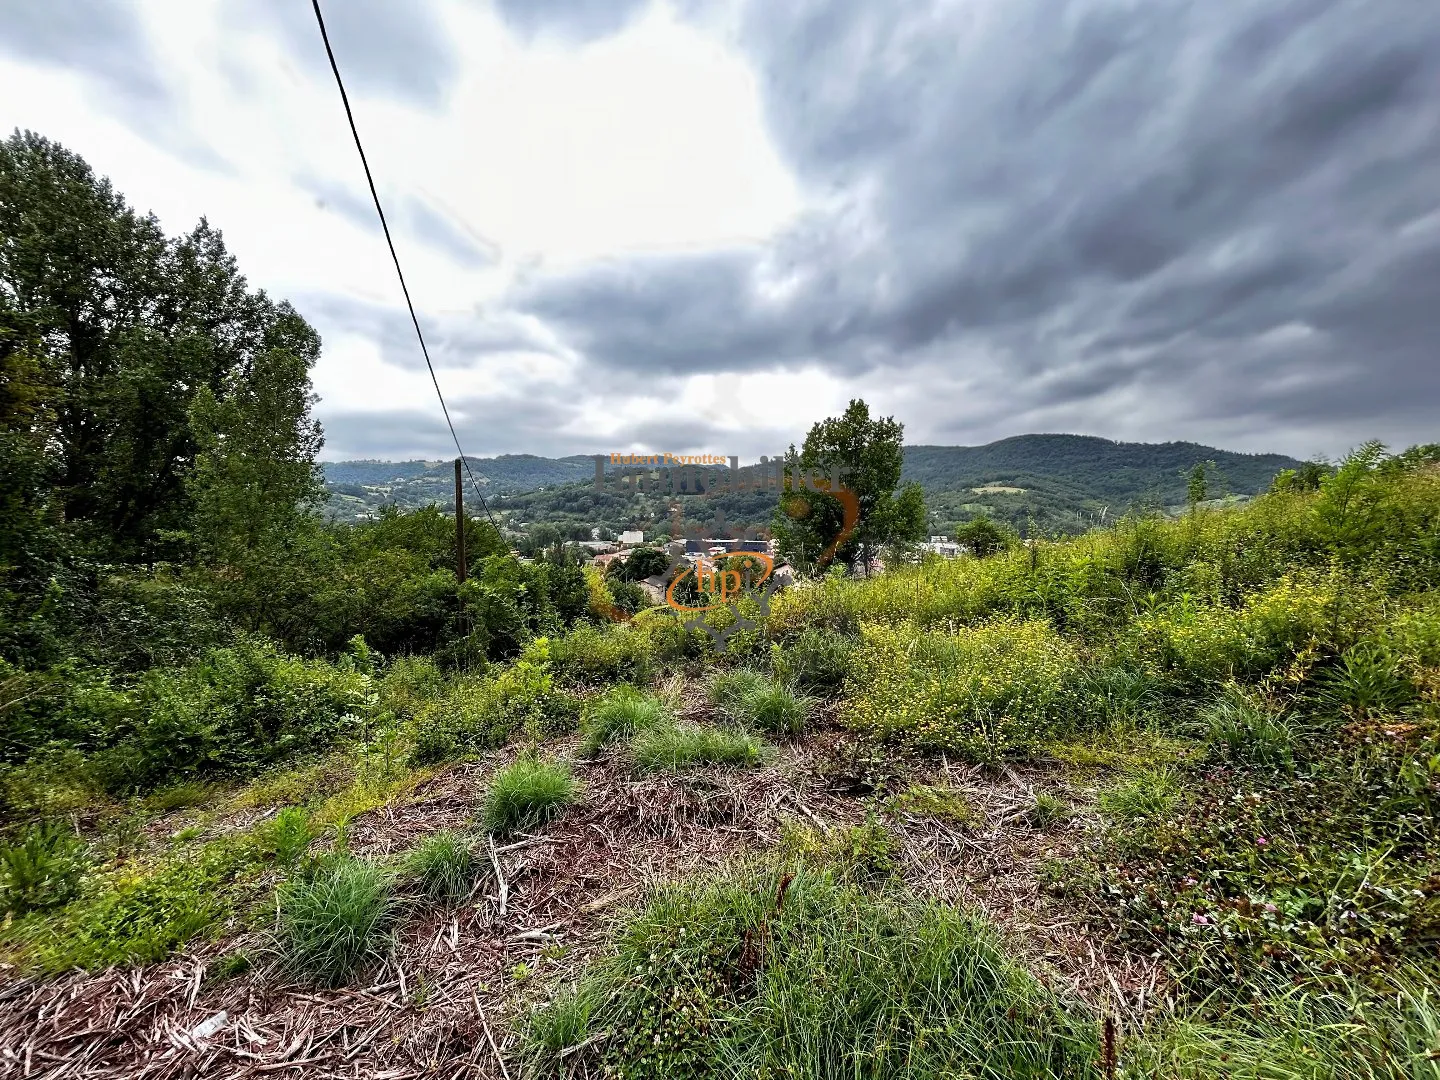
[769,627,856,694]
[277,855,394,987]
[145,781,213,813]
[707,668,770,711]
[481,755,577,834]
[738,684,814,736]
[0,822,88,916]
[405,830,478,902]
[887,783,977,826]
[579,685,672,755]
[527,981,601,1061]
[1204,688,1294,769]
[1098,767,1182,821]
[1131,965,1440,1078]
[1027,791,1070,828]
[629,722,767,773]
[531,863,1097,1076]
[262,806,315,866]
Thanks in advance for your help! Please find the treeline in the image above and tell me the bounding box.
[0,132,595,792]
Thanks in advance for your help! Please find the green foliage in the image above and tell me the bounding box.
[407,645,577,766]
[1098,768,1182,821]
[480,755,577,834]
[0,130,323,567]
[5,834,256,973]
[888,784,977,827]
[769,627,856,694]
[95,638,373,790]
[1314,641,1416,720]
[780,815,898,885]
[404,830,479,903]
[610,545,669,582]
[527,981,601,1062]
[580,684,673,755]
[277,854,395,987]
[1028,792,1069,828]
[708,671,813,735]
[773,399,927,573]
[1130,966,1440,1079]
[846,618,1080,762]
[629,722,768,773]
[952,515,1018,558]
[0,822,87,916]
[537,864,1097,1079]
[1203,688,1295,769]
[261,806,315,867]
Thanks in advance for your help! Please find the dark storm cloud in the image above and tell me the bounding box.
[322,393,585,459]
[508,0,1440,454]
[239,0,457,108]
[491,0,650,44]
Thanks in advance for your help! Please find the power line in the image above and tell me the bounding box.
[309,0,500,533]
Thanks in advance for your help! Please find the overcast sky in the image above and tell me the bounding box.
[2,0,1437,462]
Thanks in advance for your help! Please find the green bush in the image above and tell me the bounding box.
[707,668,770,712]
[769,627,857,694]
[6,836,253,972]
[847,618,1080,762]
[1204,689,1295,769]
[95,638,372,791]
[480,755,577,834]
[535,864,1097,1078]
[405,830,479,902]
[0,822,87,916]
[579,684,672,755]
[277,855,395,987]
[709,670,814,736]
[630,722,767,773]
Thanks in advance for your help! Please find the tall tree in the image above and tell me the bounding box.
[773,399,926,574]
[0,130,321,562]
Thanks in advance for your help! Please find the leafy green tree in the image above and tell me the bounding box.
[611,545,669,582]
[1186,461,1212,511]
[773,399,926,574]
[954,516,1017,558]
[0,130,319,562]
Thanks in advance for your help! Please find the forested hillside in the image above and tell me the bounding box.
[4,133,1439,1080]
[324,435,1306,538]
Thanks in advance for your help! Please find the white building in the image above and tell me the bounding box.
[618,530,644,546]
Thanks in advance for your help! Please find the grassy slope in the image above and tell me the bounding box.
[5,452,1437,1079]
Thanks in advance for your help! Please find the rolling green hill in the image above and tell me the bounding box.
[321,435,1306,538]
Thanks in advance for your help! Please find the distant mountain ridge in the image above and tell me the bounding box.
[321,435,1306,533]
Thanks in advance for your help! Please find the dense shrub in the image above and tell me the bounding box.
[846,618,1081,761]
[93,638,373,791]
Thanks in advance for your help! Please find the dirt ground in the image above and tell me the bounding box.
[0,717,1158,1080]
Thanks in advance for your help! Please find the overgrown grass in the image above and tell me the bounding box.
[710,670,813,735]
[0,822,88,916]
[530,863,1098,1078]
[1131,967,1440,1079]
[277,854,395,987]
[1203,688,1295,769]
[480,755,577,834]
[629,722,767,773]
[579,684,672,755]
[1098,768,1182,822]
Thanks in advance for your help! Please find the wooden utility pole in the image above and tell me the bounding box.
[454,457,467,584]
